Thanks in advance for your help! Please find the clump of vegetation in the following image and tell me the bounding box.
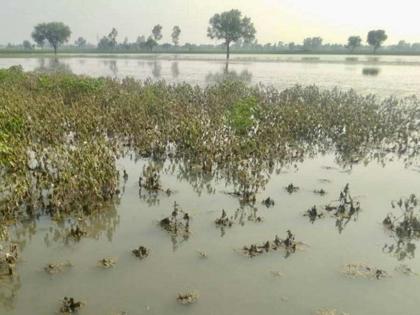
[384,195,420,239]
[362,68,380,76]
[60,297,84,313]
[132,246,150,259]
[285,184,299,194]
[305,205,324,223]
[226,97,260,136]
[97,257,117,268]
[314,189,327,196]
[341,263,389,279]
[177,292,199,305]
[261,197,275,208]
[67,226,87,241]
[0,244,18,276]
[241,230,301,258]
[214,207,263,236]
[44,261,72,275]
[139,164,161,192]
[303,184,360,232]
[160,202,191,237]
[324,184,361,233]
[383,195,420,260]
[215,209,234,227]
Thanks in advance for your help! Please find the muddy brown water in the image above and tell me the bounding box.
[2,153,420,315]
[1,54,420,97]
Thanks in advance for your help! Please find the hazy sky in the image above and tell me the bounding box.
[1,0,419,45]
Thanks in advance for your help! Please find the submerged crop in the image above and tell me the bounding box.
[1,66,420,223]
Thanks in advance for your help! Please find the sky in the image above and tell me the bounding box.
[1,0,419,45]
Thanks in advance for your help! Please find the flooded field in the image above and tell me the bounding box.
[1,54,420,97]
[3,155,420,315]
[1,62,420,315]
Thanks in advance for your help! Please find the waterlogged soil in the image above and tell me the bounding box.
[1,54,420,97]
[2,154,420,315]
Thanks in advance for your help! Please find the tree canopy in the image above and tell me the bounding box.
[22,40,32,50]
[207,9,256,60]
[31,22,71,54]
[75,37,87,48]
[172,26,181,46]
[347,36,362,52]
[367,30,388,53]
[98,28,118,50]
[145,36,158,52]
[152,25,163,42]
[303,37,323,50]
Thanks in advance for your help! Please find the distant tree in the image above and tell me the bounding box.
[22,40,32,50]
[152,25,163,42]
[367,30,388,53]
[207,9,256,60]
[303,37,323,51]
[122,37,130,49]
[347,36,362,52]
[31,22,71,54]
[75,37,87,48]
[145,36,158,52]
[171,26,181,46]
[396,40,410,51]
[136,35,145,45]
[288,42,296,50]
[98,28,118,50]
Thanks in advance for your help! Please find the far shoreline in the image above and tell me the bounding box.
[2,49,420,58]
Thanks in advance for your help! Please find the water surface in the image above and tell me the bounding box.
[2,155,420,315]
[1,54,420,97]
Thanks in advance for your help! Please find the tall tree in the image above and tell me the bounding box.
[22,40,32,50]
[152,25,163,42]
[75,37,87,48]
[145,36,158,52]
[31,22,71,54]
[303,37,323,50]
[367,30,388,53]
[171,26,181,46]
[98,28,118,50]
[207,9,256,60]
[347,36,362,52]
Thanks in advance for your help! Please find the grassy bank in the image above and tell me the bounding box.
[0,66,419,221]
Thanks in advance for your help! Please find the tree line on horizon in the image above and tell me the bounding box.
[4,10,418,58]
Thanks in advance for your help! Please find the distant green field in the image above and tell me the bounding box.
[1,48,420,58]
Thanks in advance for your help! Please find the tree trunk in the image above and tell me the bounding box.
[53,44,57,55]
[226,41,230,61]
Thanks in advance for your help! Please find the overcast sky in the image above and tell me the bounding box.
[1,0,419,45]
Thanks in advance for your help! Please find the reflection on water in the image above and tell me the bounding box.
[35,58,73,74]
[2,153,420,314]
[0,276,20,311]
[2,55,420,96]
[205,68,252,85]
[103,60,118,77]
[42,204,119,246]
[171,61,179,78]
[151,60,161,78]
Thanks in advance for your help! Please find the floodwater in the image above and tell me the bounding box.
[2,154,420,315]
[1,53,420,97]
[2,53,420,314]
